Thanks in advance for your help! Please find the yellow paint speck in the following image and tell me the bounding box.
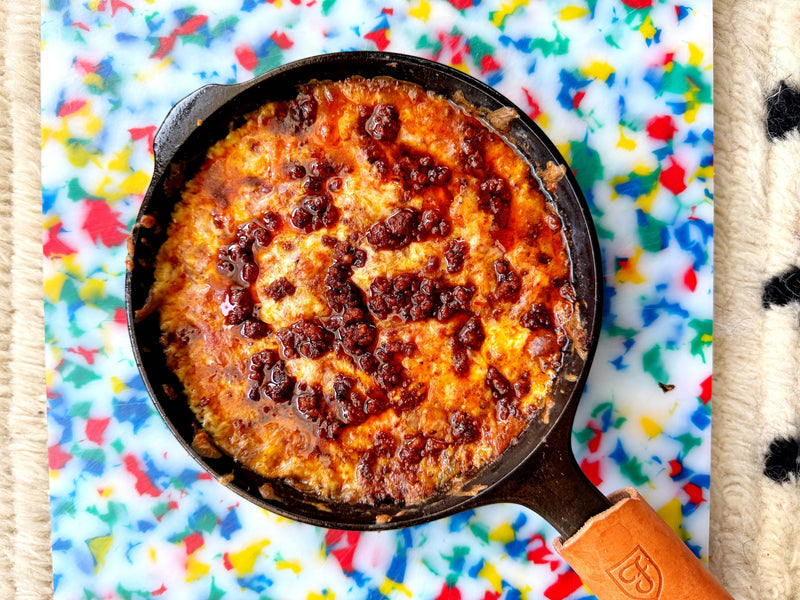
[185,555,210,582]
[616,248,646,285]
[110,376,128,394]
[641,417,662,439]
[694,165,713,180]
[379,578,413,597]
[657,498,683,534]
[87,535,113,573]
[560,5,590,20]
[120,171,151,195]
[228,540,270,576]
[83,72,104,91]
[478,561,503,592]
[44,273,68,304]
[108,145,134,172]
[639,15,657,40]
[583,61,614,81]
[488,523,515,544]
[491,0,529,27]
[276,559,302,573]
[688,42,703,67]
[409,0,430,22]
[617,125,637,151]
[79,278,105,304]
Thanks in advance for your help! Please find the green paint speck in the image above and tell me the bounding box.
[469,522,490,544]
[643,345,669,383]
[321,0,336,16]
[621,457,649,485]
[568,139,604,191]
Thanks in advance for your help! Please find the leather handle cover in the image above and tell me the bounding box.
[554,488,732,600]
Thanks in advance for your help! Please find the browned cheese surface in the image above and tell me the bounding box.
[150,77,581,504]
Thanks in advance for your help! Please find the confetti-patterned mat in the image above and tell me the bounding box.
[41,1,713,598]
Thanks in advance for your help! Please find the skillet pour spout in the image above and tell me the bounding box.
[126,51,732,600]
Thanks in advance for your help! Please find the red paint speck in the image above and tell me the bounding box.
[68,346,100,365]
[174,15,208,36]
[86,417,111,444]
[269,31,294,50]
[74,59,98,75]
[129,125,156,141]
[572,90,586,109]
[435,583,462,600]
[114,308,128,326]
[129,125,157,154]
[327,530,360,573]
[325,529,345,546]
[151,35,176,60]
[448,0,475,9]
[522,88,542,119]
[325,530,361,572]
[683,266,697,292]
[183,531,204,555]
[235,45,258,71]
[659,159,687,195]
[527,534,561,571]
[223,552,234,570]
[621,0,652,8]
[479,54,500,73]
[58,99,87,118]
[580,457,603,486]
[43,221,77,258]
[683,482,705,504]
[587,425,602,453]
[110,0,133,17]
[699,374,712,404]
[669,458,683,478]
[82,200,128,248]
[364,29,390,51]
[646,115,677,141]
[151,584,167,596]
[123,454,161,497]
[544,569,584,600]
[48,444,73,470]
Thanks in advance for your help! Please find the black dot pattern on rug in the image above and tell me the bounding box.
[762,265,800,308]
[764,436,800,483]
[766,81,800,140]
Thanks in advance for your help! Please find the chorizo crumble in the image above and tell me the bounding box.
[149,76,583,505]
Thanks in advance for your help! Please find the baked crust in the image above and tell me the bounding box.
[150,76,581,504]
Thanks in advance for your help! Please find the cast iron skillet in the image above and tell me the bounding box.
[127,52,735,599]
[126,52,609,536]
[126,51,608,538]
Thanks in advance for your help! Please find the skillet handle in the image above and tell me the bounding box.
[152,82,246,176]
[554,488,732,600]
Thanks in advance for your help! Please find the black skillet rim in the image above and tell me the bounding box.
[125,50,603,531]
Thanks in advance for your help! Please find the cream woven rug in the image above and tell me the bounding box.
[1,0,799,598]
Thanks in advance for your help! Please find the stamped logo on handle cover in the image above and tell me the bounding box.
[606,545,663,599]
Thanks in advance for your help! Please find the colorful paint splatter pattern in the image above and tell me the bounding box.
[41,0,713,598]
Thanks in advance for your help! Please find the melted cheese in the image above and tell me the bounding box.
[150,77,582,505]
